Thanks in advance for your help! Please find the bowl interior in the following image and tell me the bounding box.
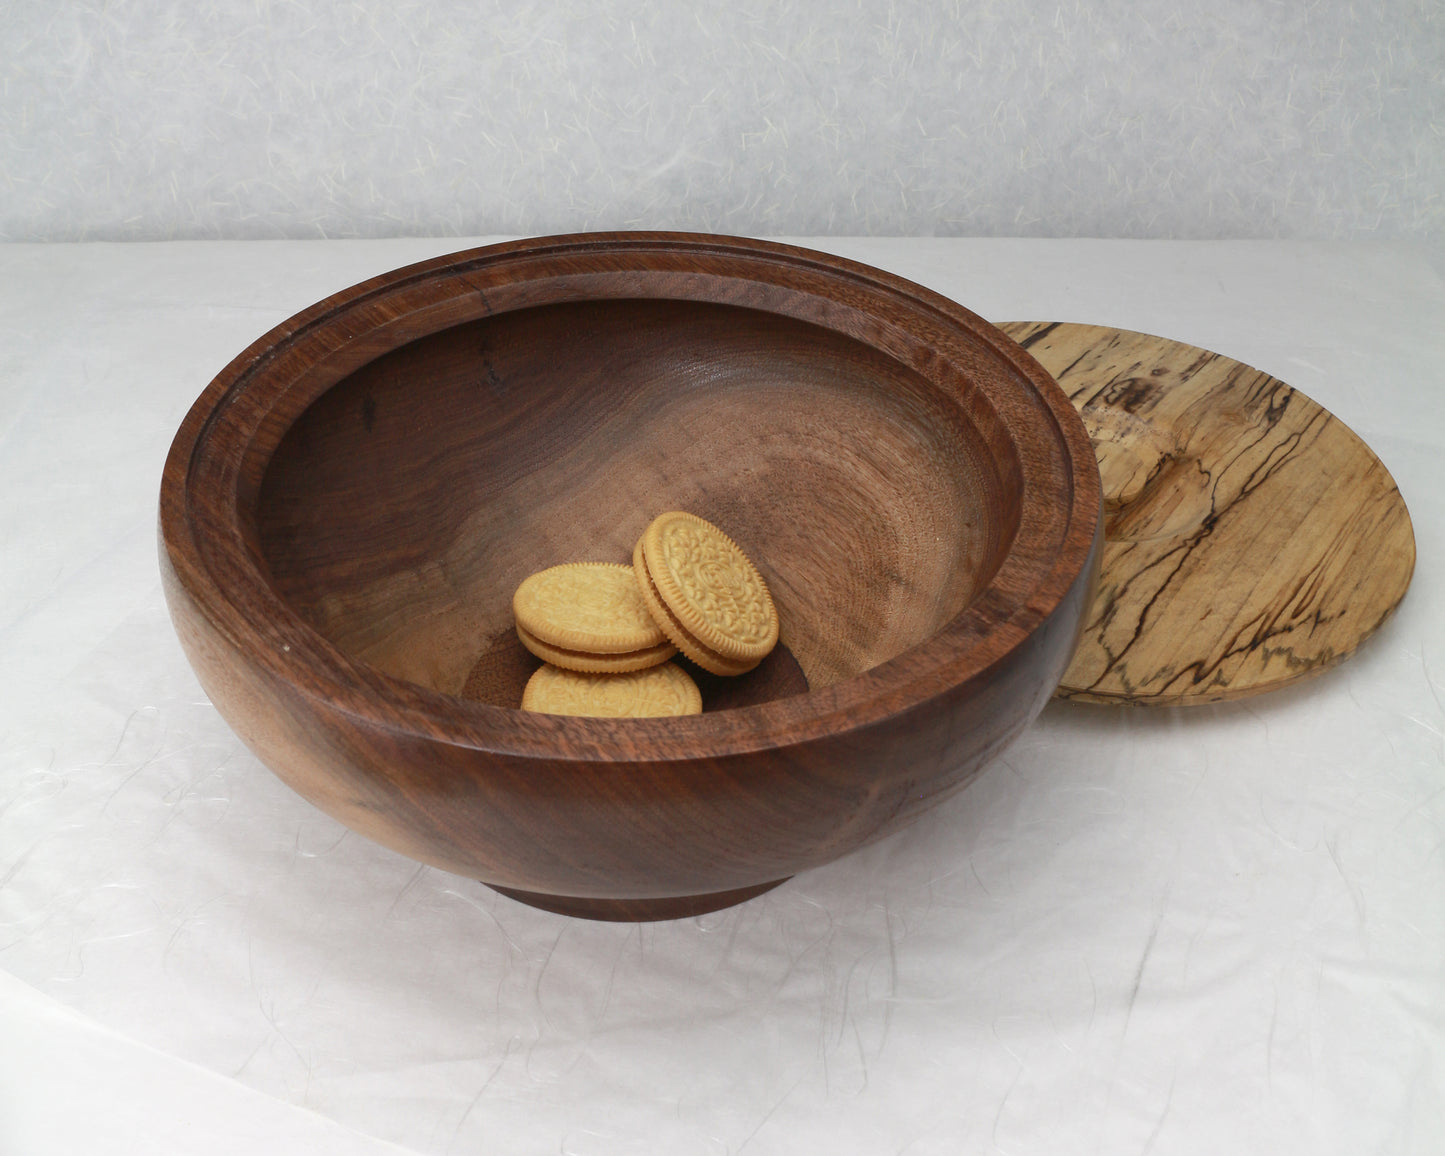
[255,296,1019,707]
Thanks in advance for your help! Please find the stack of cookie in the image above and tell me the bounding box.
[513,511,779,718]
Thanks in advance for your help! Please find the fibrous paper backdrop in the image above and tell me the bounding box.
[2,0,1441,245]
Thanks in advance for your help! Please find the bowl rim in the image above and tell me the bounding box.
[160,231,1101,762]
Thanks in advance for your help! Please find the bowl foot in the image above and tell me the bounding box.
[488,878,789,921]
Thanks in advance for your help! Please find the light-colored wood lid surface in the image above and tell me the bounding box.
[999,322,1416,705]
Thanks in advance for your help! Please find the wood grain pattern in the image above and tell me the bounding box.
[999,322,1416,705]
[159,234,1101,920]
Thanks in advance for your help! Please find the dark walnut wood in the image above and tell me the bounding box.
[160,233,1101,921]
[1000,322,1416,705]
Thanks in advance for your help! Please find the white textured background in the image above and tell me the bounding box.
[1,238,1443,1154]
[2,0,1442,247]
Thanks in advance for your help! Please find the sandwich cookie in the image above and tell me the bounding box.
[633,511,778,677]
[512,562,676,673]
[522,661,703,718]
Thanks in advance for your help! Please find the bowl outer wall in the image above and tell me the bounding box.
[158,232,1102,898]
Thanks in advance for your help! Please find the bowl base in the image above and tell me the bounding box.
[488,878,789,921]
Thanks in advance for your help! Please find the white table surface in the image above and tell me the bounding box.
[1,237,1442,1155]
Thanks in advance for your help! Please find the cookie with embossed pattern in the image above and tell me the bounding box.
[521,661,703,718]
[632,539,758,676]
[634,512,778,675]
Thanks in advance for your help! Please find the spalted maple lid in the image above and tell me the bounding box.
[999,322,1416,706]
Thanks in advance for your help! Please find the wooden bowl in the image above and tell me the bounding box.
[160,233,1101,920]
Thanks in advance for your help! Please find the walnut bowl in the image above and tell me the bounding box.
[160,233,1101,921]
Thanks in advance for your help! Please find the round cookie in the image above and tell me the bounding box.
[635,511,778,669]
[515,623,676,673]
[521,662,703,718]
[633,538,760,676]
[513,562,667,654]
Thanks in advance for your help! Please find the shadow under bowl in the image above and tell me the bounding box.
[160,233,1101,920]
